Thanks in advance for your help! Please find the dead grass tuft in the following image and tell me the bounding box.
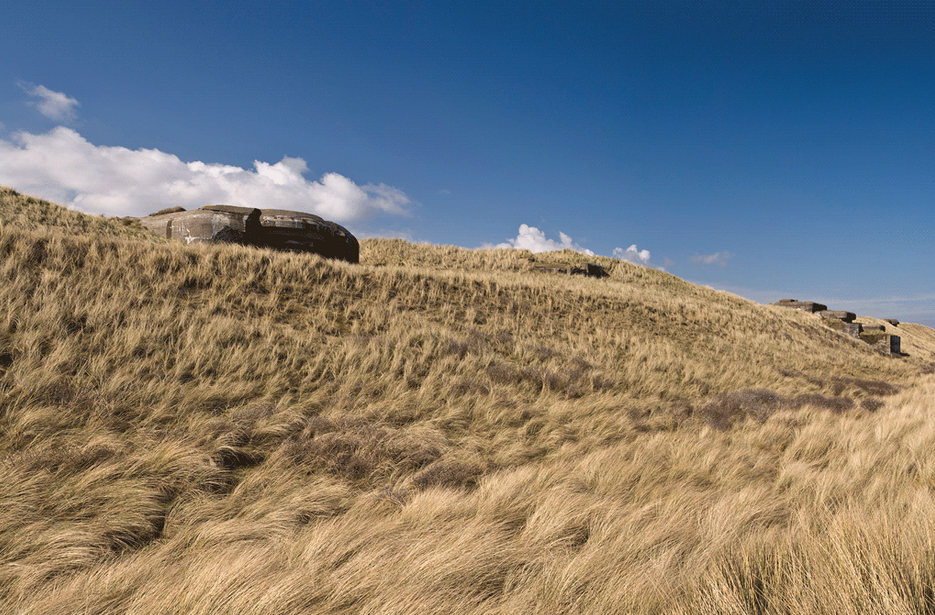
[278,417,443,481]
[412,459,486,490]
[695,386,889,429]
[832,376,900,397]
[698,388,787,429]
[150,206,186,216]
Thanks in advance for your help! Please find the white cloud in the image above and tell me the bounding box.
[484,224,594,255]
[21,84,80,121]
[613,244,651,265]
[0,126,412,222]
[691,251,732,266]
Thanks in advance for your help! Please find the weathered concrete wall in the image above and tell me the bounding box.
[840,322,863,338]
[860,332,901,355]
[139,206,258,246]
[531,262,608,278]
[888,335,902,354]
[769,299,828,313]
[257,210,358,262]
[138,205,359,263]
[819,310,856,322]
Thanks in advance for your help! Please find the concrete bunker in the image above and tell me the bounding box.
[518,257,609,278]
[138,205,359,263]
[770,299,902,356]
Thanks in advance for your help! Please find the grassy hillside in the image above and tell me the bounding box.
[0,186,156,240]
[2,187,935,613]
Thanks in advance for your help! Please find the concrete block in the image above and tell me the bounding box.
[819,310,856,322]
[770,299,828,313]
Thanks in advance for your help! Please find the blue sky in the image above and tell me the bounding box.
[1,1,933,326]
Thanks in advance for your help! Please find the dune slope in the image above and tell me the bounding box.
[2,187,935,613]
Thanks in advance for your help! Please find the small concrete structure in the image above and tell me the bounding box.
[887,335,901,354]
[840,322,863,339]
[573,263,609,278]
[534,262,608,278]
[861,332,901,355]
[138,205,359,263]
[819,310,856,322]
[769,299,828,313]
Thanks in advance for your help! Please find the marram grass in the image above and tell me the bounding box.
[2,186,935,613]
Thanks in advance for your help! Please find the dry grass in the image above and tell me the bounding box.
[2,186,935,613]
[0,186,155,239]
